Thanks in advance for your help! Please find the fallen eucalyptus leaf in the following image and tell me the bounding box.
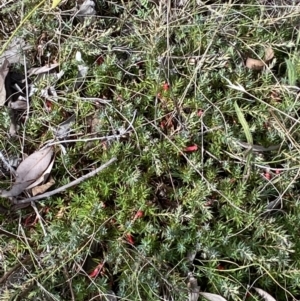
[26,156,55,190]
[253,287,276,301]
[55,114,75,139]
[0,147,54,198]
[31,177,55,196]
[0,59,9,106]
[199,292,227,301]
[0,37,30,65]
[8,100,27,110]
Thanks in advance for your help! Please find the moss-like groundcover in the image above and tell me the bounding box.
[1,1,300,300]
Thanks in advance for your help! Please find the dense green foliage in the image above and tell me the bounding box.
[1,1,300,300]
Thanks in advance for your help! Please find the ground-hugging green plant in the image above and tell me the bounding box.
[1,1,300,300]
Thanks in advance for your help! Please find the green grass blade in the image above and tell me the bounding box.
[234,101,253,145]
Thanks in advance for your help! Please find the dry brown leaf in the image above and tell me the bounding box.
[56,206,67,219]
[246,47,274,70]
[31,177,55,196]
[1,147,54,197]
[0,59,9,106]
[264,47,274,62]
[245,57,265,70]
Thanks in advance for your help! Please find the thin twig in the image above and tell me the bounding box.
[0,255,32,284]
[21,54,30,156]
[14,157,117,205]
[44,110,137,148]
[63,266,75,301]
[31,201,49,252]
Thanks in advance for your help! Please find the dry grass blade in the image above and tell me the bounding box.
[28,63,59,76]
[234,101,253,145]
[0,147,54,197]
[0,59,9,106]
[51,0,63,8]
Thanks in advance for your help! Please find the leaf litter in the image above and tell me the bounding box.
[31,177,55,197]
[0,8,119,209]
[253,287,277,301]
[246,46,275,70]
[0,59,9,106]
[186,273,228,301]
[55,114,76,139]
[0,147,54,198]
[0,37,30,65]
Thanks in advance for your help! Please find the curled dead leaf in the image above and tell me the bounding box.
[31,177,55,196]
[264,47,274,62]
[0,147,54,198]
[246,57,265,70]
[246,46,274,70]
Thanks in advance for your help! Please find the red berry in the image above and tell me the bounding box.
[183,144,198,152]
[162,82,170,91]
[134,210,144,220]
[45,99,53,112]
[126,234,134,245]
[160,120,166,129]
[89,262,104,278]
[96,55,104,65]
[197,110,204,117]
